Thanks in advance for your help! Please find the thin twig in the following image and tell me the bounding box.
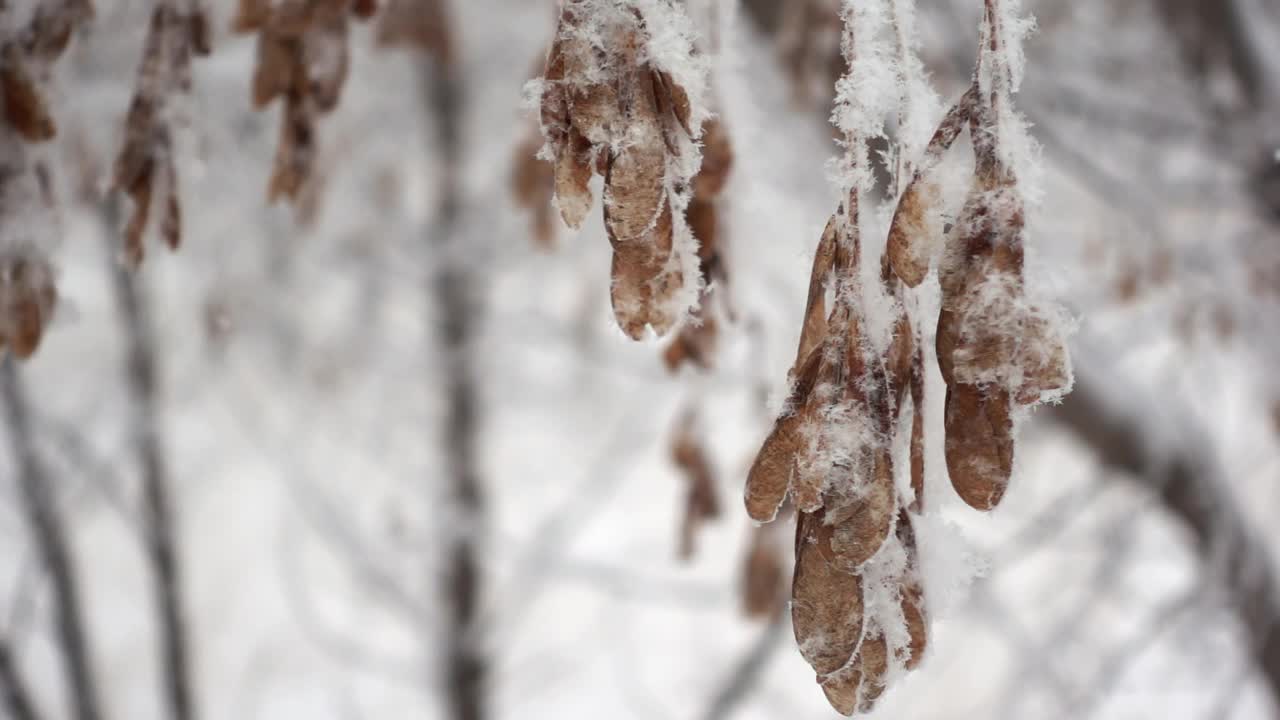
[1,360,103,720]
[700,610,788,720]
[0,635,42,720]
[101,199,197,720]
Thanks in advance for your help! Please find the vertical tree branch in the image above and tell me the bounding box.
[0,636,42,720]
[100,198,196,720]
[699,610,787,720]
[1,360,102,720]
[416,3,484,718]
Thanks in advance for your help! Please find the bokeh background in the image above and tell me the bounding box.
[2,1,1280,719]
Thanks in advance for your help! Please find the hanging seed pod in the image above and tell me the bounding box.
[741,521,787,618]
[943,382,1013,510]
[0,255,58,359]
[886,86,976,287]
[819,661,863,716]
[534,1,707,338]
[816,446,897,571]
[511,124,557,249]
[671,410,720,560]
[1,51,56,142]
[791,511,864,677]
[745,347,823,522]
[376,0,453,67]
[854,632,889,713]
[240,0,376,211]
[745,0,1070,713]
[662,115,733,371]
[112,3,207,267]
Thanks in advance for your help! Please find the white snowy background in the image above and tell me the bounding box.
[2,1,1279,719]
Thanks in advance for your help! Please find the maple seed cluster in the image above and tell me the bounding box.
[746,202,927,715]
[0,0,95,358]
[233,0,377,206]
[113,0,211,268]
[662,116,733,371]
[744,1,1071,715]
[891,11,1071,511]
[538,1,702,339]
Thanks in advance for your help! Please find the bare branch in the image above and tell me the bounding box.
[1,360,102,720]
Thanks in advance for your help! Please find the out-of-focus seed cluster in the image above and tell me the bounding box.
[233,0,377,207]
[744,0,1071,714]
[374,0,451,64]
[662,115,732,371]
[0,1,94,358]
[745,201,927,715]
[904,7,1072,511]
[113,0,210,268]
[537,0,706,339]
[669,409,720,561]
[777,0,842,109]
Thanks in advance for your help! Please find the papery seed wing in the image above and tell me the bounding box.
[554,127,594,229]
[886,177,939,288]
[745,349,823,522]
[1,56,56,142]
[819,663,863,717]
[252,31,298,109]
[792,512,864,677]
[741,523,786,619]
[796,217,836,367]
[944,383,1014,510]
[303,14,349,113]
[818,448,897,571]
[897,512,928,669]
[855,634,889,713]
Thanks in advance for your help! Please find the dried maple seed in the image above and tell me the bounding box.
[534,1,705,338]
[792,512,864,677]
